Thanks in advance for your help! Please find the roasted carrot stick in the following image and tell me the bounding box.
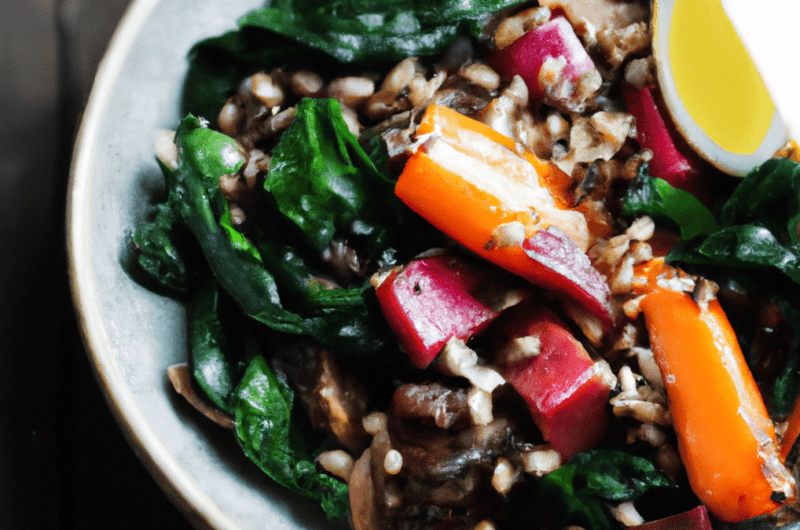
[415,105,571,205]
[395,105,613,326]
[637,264,795,522]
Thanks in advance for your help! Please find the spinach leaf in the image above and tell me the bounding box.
[667,158,800,294]
[621,167,718,240]
[538,450,673,530]
[182,0,520,120]
[775,354,800,415]
[720,157,800,245]
[256,236,369,312]
[265,97,400,256]
[239,0,516,65]
[169,116,303,331]
[189,276,238,413]
[142,114,390,355]
[132,193,190,293]
[687,225,800,283]
[235,355,349,518]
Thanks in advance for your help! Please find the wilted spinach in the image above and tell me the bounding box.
[235,355,350,517]
[182,0,519,120]
[134,95,420,516]
[621,165,718,241]
[538,450,673,530]
[265,97,400,256]
[239,0,516,64]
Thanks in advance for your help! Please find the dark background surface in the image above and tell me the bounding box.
[1,0,194,527]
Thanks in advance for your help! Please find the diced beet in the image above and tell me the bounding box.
[622,82,707,200]
[522,226,613,331]
[632,506,712,530]
[498,302,611,459]
[489,16,599,109]
[375,255,502,369]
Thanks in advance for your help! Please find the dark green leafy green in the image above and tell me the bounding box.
[265,97,399,255]
[235,355,349,518]
[167,116,301,330]
[132,188,190,293]
[667,159,800,295]
[182,0,518,122]
[621,166,718,240]
[189,276,238,413]
[149,113,391,355]
[538,450,673,530]
[683,225,800,283]
[719,157,800,243]
[238,0,515,64]
[256,236,369,312]
[775,353,800,415]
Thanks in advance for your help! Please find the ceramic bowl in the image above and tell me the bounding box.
[67,0,349,528]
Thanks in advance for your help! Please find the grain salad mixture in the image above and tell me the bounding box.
[132,0,800,528]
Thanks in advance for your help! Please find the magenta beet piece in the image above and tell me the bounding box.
[632,506,712,530]
[522,226,613,330]
[623,82,706,199]
[498,302,612,459]
[488,16,599,110]
[375,255,502,369]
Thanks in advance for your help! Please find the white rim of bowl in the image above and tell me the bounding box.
[66,1,239,528]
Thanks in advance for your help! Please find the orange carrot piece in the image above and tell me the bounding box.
[639,285,795,522]
[416,106,549,173]
[415,105,573,210]
[396,105,617,326]
[398,105,590,255]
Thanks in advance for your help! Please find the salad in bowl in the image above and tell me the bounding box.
[129,0,800,528]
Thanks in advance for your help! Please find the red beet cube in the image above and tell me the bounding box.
[632,506,712,530]
[522,226,613,331]
[499,302,611,459]
[376,255,503,368]
[489,16,599,111]
[622,82,707,200]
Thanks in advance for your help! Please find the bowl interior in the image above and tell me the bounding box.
[68,0,349,528]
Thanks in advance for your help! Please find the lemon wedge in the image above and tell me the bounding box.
[653,0,788,176]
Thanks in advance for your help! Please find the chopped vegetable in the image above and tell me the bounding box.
[622,82,705,199]
[374,253,507,368]
[395,105,613,327]
[235,355,350,518]
[497,301,612,459]
[522,226,614,330]
[537,449,673,530]
[631,505,711,530]
[621,167,718,241]
[635,261,796,522]
[489,15,601,112]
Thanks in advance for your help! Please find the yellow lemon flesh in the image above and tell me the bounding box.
[653,0,787,175]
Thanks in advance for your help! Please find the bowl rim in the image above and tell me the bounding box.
[66,1,240,528]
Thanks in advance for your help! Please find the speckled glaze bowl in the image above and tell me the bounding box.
[67,1,349,528]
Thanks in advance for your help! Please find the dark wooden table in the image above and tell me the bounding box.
[1,1,194,527]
